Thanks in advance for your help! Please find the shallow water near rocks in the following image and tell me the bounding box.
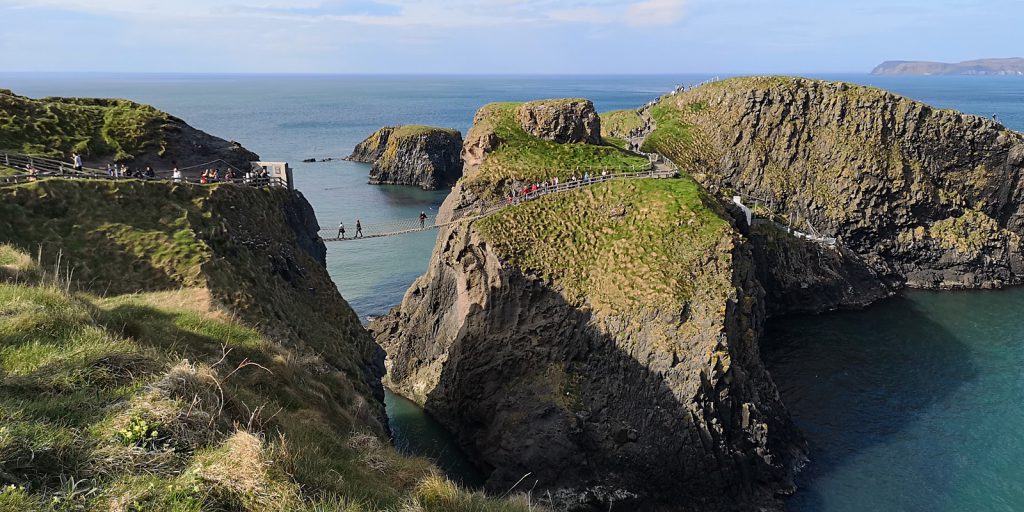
[3,72,1024,509]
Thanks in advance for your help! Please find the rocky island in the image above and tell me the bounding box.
[872,57,1024,76]
[372,78,1024,510]
[347,125,463,190]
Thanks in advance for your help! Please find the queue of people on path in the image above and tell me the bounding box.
[505,171,615,205]
[59,153,274,187]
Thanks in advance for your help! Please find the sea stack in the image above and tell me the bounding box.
[347,125,463,190]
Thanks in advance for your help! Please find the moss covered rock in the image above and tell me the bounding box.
[347,125,463,190]
[645,76,1024,290]
[0,89,259,171]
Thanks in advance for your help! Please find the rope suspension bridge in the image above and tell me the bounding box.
[321,169,679,242]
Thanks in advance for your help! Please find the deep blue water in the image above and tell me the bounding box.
[2,72,1023,509]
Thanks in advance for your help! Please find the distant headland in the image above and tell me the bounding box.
[872,57,1024,76]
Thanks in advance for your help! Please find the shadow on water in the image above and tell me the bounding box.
[385,389,487,489]
[762,292,984,512]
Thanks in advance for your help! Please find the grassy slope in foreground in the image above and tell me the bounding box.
[463,102,649,198]
[0,89,169,162]
[0,180,531,512]
[476,177,731,317]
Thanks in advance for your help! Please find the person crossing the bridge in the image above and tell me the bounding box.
[337,221,346,239]
[419,211,428,229]
[355,219,363,238]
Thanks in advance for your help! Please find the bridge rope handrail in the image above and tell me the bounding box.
[321,169,678,242]
[1,151,286,188]
[733,193,837,247]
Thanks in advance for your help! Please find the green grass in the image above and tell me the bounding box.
[477,177,732,316]
[0,89,169,162]
[390,125,460,139]
[464,102,649,198]
[600,109,644,139]
[640,103,698,160]
[0,275,531,511]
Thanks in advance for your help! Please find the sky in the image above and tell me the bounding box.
[0,0,1021,74]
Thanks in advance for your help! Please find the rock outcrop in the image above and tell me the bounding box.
[446,101,649,222]
[645,76,1024,296]
[514,99,602,145]
[0,89,259,171]
[347,125,463,190]
[373,171,805,510]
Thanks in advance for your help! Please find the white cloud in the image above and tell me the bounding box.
[626,0,689,26]
[1,0,693,28]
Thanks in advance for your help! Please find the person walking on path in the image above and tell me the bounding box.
[355,219,363,238]
[72,153,83,172]
[337,221,346,239]
[419,211,428,229]
[172,168,182,183]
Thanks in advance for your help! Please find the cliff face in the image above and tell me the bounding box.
[373,174,805,510]
[0,89,259,171]
[347,125,463,190]
[0,178,540,510]
[0,179,386,428]
[645,77,1024,294]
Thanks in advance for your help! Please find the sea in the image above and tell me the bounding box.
[2,72,1023,511]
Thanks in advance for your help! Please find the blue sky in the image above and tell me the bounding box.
[0,0,1020,73]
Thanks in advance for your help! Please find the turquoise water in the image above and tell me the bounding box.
[2,73,1023,509]
[766,289,1024,512]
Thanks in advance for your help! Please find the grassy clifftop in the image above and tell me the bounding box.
[0,89,170,162]
[0,179,530,511]
[477,176,732,316]
[462,102,648,198]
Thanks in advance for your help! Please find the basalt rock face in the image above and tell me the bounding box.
[372,178,805,511]
[514,99,602,145]
[745,222,897,316]
[348,125,463,190]
[646,76,1024,293]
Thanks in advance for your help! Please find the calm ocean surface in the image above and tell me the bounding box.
[3,72,1023,510]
